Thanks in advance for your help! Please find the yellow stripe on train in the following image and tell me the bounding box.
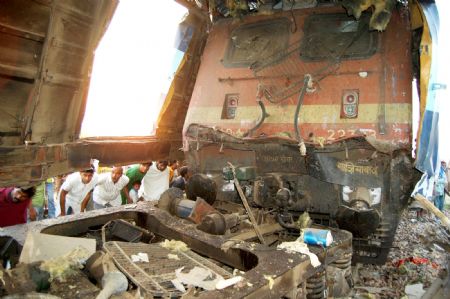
[185,103,411,125]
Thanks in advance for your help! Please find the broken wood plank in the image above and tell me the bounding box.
[233,223,284,241]
[413,194,450,229]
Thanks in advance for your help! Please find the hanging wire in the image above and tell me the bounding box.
[251,14,371,104]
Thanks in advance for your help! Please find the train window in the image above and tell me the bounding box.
[223,18,290,68]
[300,13,378,61]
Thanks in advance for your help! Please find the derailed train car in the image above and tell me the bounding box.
[182,3,415,264]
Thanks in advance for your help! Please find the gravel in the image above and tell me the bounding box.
[350,208,450,298]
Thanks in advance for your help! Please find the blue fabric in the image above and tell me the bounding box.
[435,168,447,196]
[66,206,74,215]
[439,165,446,178]
[412,2,443,199]
[415,2,440,176]
[434,194,444,211]
[170,176,186,190]
[416,110,439,176]
[94,202,106,210]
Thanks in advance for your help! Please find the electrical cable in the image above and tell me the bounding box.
[294,76,310,144]
[244,100,269,137]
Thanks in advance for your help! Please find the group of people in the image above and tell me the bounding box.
[0,160,191,227]
[1,158,448,228]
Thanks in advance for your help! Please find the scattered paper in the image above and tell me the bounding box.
[216,276,243,290]
[40,246,92,282]
[168,253,180,260]
[433,243,444,252]
[354,286,393,294]
[277,241,321,267]
[131,252,149,263]
[175,266,223,291]
[160,239,189,252]
[171,278,186,292]
[20,232,95,264]
[264,275,275,290]
[405,283,425,299]
[221,240,239,252]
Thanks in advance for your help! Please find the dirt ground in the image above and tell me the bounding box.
[349,198,450,298]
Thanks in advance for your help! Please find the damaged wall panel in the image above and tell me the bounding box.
[0,138,171,187]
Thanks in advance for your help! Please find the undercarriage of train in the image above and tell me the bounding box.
[184,123,417,265]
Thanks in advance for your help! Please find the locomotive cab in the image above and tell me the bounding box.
[183,3,415,264]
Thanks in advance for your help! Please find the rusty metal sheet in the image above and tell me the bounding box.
[0,138,172,187]
[0,202,353,298]
[0,0,118,147]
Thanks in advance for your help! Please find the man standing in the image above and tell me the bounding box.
[93,166,129,209]
[59,167,98,216]
[139,160,169,201]
[120,162,152,204]
[0,186,36,227]
[434,160,448,212]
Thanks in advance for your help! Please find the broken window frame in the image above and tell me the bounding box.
[299,13,378,62]
[222,18,291,68]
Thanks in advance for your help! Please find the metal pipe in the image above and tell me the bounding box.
[228,162,266,244]
[243,100,269,137]
[294,76,310,145]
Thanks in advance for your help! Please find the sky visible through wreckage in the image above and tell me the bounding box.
[81,0,187,137]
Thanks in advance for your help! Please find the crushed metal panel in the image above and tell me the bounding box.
[0,203,353,298]
[0,138,171,187]
[0,0,50,146]
[0,0,118,146]
[156,11,209,140]
[67,138,172,168]
[26,0,118,144]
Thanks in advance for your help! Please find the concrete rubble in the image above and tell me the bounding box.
[351,209,450,298]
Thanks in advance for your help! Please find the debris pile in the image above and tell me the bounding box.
[353,209,450,298]
[0,232,245,298]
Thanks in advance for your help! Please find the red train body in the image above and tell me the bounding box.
[183,5,415,264]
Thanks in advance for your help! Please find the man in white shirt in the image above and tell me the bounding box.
[93,166,129,209]
[138,160,169,201]
[59,167,98,216]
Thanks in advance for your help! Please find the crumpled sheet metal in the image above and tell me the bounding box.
[0,202,353,298]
